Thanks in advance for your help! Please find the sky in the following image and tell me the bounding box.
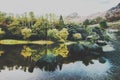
[0,0,120,16]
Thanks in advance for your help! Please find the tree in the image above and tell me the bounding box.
[29,11,35,27]
[99,21,108,29]
[8,19,21,35]
[83,19,90,28]
[57,15,64,30]
[94,17,104,23]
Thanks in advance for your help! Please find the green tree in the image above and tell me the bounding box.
[8,20,21,35]
[83,19,90,28]
[29,11,35,27]
[58,15,64,30]
[99,21,108,29]
[94,17,104,23]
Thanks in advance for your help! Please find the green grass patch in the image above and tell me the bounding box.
[0,39,54,45]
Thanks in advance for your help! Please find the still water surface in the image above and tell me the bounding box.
[0,32,120,80]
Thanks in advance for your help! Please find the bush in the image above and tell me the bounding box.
[0,28,5,38]
[53,44,68,57]
[73,33,82,40]
[21,46,32,58]
[0,28,5,35]
[66,24,86,40]
[48,28,69,42]
[58,28,69,42]
[48,29,60,41]
[21,28,32,39]
[99,21,109,29]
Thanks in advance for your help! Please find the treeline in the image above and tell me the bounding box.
[0,11,110,42]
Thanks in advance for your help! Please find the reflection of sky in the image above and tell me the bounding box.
[61,60,111,75]
[0,60,112,80]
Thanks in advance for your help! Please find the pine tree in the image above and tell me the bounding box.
[58,15,64,30]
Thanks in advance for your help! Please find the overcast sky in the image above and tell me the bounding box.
[0,0,119,16]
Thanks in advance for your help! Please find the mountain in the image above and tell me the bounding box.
[105,3,120,21]
[85,12,106,20]
[65,3,120,23]
[64,12,82,23]
[65,12,106,23]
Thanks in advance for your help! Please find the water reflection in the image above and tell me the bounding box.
[21,46,33,58]
[0,43,108,72]
[0,50,4,56]
[1,32,119,80]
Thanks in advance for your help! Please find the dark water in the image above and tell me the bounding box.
[0,33,120,80]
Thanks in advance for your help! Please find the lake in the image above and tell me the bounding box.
[0,32,120,80]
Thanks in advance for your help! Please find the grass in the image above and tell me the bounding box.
[108,20,120,29]
[88,20,120,29]
[0,39,91,45]
[0,39,54,45]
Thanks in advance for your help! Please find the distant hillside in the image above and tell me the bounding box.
[105,3,120,21]
[64,12,82,23]
[85,12,106,20]
[65,3,120,23]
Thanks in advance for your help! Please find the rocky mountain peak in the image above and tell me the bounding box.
[105,3,120,21]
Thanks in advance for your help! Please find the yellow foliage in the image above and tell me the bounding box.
[9,20,20,27]
[48,28,69,42]
[0,28,5,35]
[53,44,69,57]
[21,46,32,58]
[58,28,69,41]
[21,28,32,39]
[73,33,82,39]
[0,50,4,56]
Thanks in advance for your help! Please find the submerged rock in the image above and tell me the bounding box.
[84,43,103,53]
[91,52,101,56]
[99,57,106,63]
[96,40,107,46]
[69,44,85,53]
[102,45,115,52]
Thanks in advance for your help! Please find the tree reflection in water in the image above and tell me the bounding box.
[0,43,106,72]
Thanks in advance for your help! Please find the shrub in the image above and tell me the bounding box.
[99,21,109,29]
[21,28,32,39]
[58,28,69,42]
[73,33,82,40]
[0,28,5,35]
[21,46,32,58]
[53,44,68,57]
[48,29,60,41]
[48,28,69,42]
[0,28,5,38]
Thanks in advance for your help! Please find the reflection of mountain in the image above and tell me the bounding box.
[0,44,106,72]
